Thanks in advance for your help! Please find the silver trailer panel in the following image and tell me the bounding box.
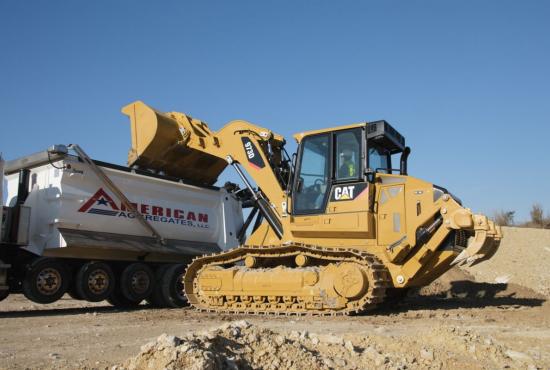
[4,154,244,261]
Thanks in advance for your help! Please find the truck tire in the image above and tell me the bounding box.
[147,264,172,307]
[76,262,115,302]
[147,264,187,308]
[22,258,69,304]
[106,288,142,308]
[0,259,9,301]
[67,283,83,300]
[0,290,8,302]
[0,260,11,302]
[159,264,187,308]
[67,265,84,300]
[120,263,154,303]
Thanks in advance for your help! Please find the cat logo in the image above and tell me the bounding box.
[331,183,368,202]
[334,186,355,200]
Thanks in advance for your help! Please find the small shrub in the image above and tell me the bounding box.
[493,210,515,226]
[530,203,544,228]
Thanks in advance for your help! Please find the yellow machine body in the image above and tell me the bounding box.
[122,101,502,315]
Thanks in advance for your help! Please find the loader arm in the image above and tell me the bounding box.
[122,101,289,233]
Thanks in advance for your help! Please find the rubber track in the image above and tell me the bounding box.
[184,242,392,316]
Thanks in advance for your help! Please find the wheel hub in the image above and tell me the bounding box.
[37,268,61,295]
[131,271,150,294]
[88,270,109,294]
[333,263,368,299]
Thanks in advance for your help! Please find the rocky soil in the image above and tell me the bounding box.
[463,226,550,297]
[121,315,547,370]
[0,226,548,369]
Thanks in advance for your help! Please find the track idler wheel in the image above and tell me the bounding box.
[333,262,368,299]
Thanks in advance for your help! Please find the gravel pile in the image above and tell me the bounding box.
[463,226,550,297]
[119,320,543,370]
[120,320,325,370]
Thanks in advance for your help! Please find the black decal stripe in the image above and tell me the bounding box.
[241,137,265,169]
[88,208,119,216]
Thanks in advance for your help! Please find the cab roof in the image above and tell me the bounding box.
[293,120,406,154]
[293,122,366,143]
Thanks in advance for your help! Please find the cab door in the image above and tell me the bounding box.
[322,128,372,238]
[291,128,373,239]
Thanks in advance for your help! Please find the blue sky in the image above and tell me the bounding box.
[1,1,549,222]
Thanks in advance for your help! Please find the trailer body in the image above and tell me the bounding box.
[0,146,243,305]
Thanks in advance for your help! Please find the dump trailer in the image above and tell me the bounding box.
[123,101,502,316]
[0,145,243,307]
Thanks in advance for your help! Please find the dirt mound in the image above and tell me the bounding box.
[417,266,544,300]
[120,320,324,370]
[105,228,550,370]
[121,320,362,370]
[462,226,550,296]
[417,266,476,296]
[119,320,544,370]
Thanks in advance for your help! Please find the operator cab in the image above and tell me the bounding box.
[292,120,407,215]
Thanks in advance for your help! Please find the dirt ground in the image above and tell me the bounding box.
[464,226,550,297]
[0,227,549,369]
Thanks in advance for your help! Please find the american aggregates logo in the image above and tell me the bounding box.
[78,188,209,228]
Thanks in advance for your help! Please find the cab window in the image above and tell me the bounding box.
[368,145,390,173]
[335,129,361,181]
[293,134,330,214]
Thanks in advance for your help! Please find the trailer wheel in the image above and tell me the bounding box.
[120,263,154,302]
[106,288,142,308]
[76,262,115,302]
[0,259,9,301]
[67,266,83,300]
[160,264,187,308]
[0,290,8,302]
[147,265,172,307]
[67,283,83,300]
[22,258,69,304]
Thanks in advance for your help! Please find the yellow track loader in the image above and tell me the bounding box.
[122,101,501,315]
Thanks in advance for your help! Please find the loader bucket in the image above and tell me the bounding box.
[122,101,227,185]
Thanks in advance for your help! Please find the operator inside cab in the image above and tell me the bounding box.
[293,128,362,214]
[336,132,360,181]
[338,148,357,179]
